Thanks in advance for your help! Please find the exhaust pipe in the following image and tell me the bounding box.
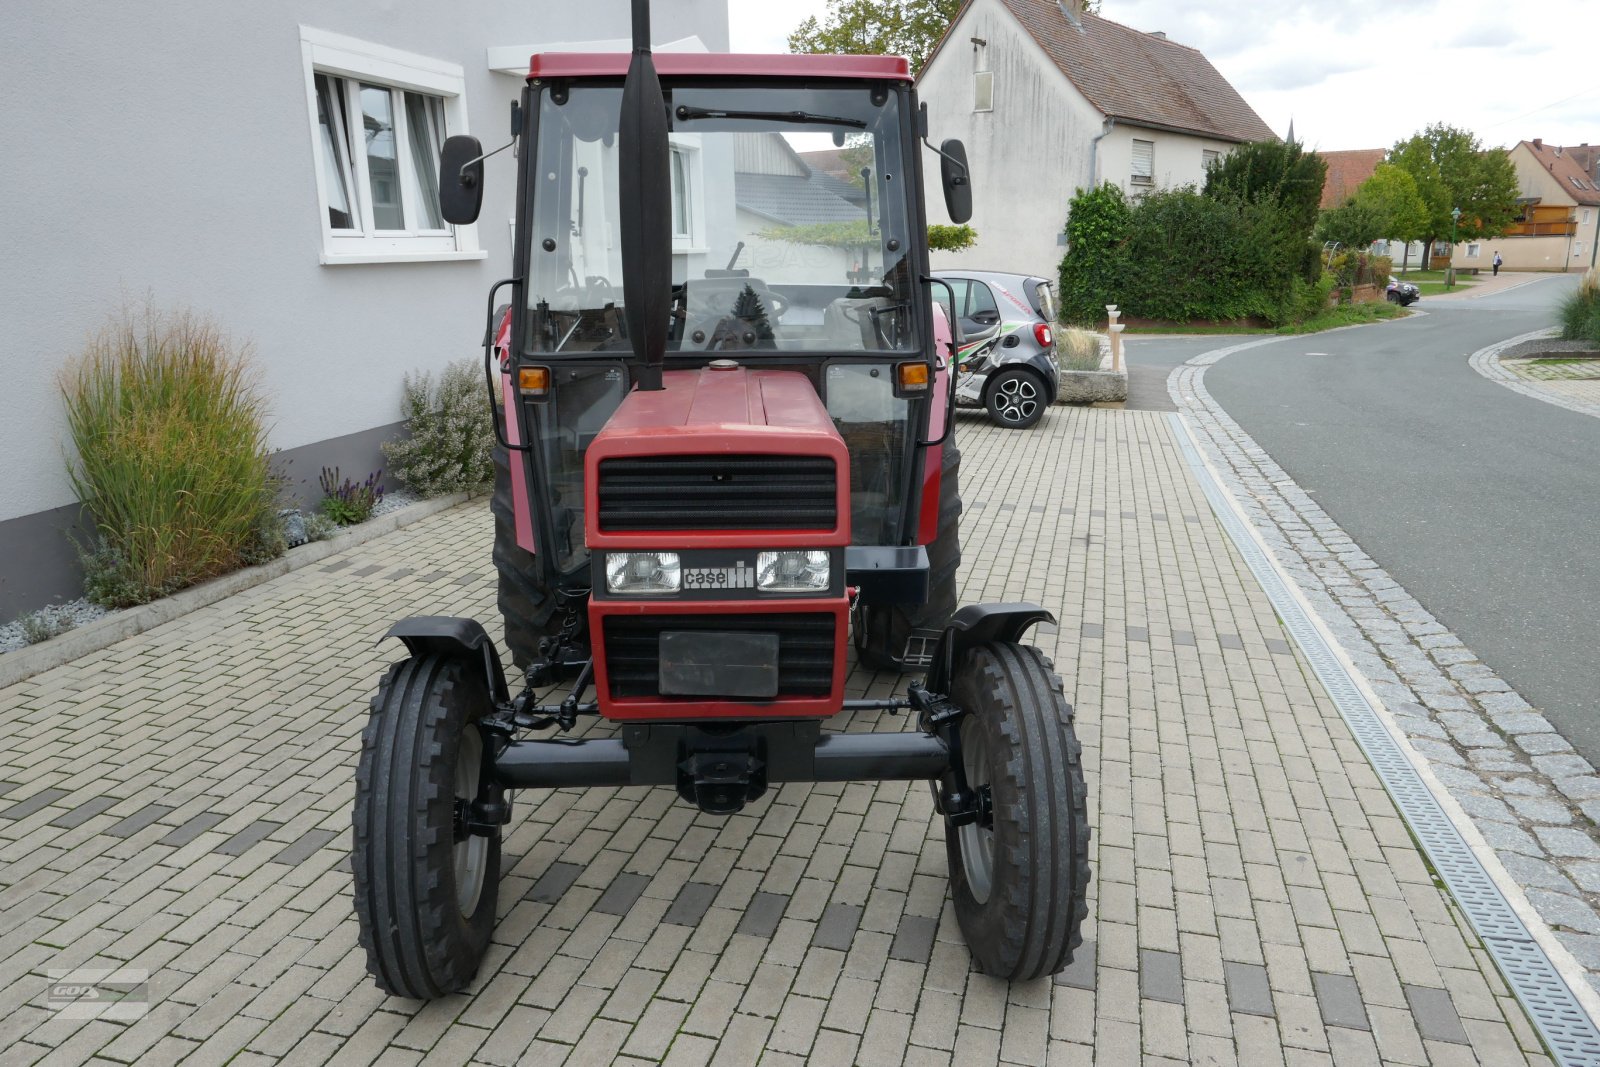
[619,0,671,392]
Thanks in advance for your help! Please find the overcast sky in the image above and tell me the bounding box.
[729,0,1600,152]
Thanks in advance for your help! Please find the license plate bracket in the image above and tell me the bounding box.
[659,631,780,698]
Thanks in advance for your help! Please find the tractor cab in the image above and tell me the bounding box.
[503,51,950,676]
[352,0,1089,1003]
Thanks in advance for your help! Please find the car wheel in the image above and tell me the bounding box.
[984,367,1046,430]
[1386,291,1400,304]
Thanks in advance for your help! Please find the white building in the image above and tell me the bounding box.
[0,1,728,620]
[917,0,1275,278]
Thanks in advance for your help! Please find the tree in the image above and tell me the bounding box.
[1204,140,1328,240]
[1388,124,1521,264]
[791,0,1101,73]
[1353,163,1429,272]
[789,0,962,74]
[1316,197,1386,250]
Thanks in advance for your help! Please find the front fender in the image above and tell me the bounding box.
[383,616,509,704]
[927,602,1055,693]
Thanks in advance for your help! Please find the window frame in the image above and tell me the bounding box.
[299,27,484,265]
[667,134,708,255]
[1466,242,1481,258]
[1131,138,1155,186]
[974,70,994,113]
[1202,148,1220,171]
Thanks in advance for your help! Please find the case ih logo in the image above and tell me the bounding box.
[682,561,755,589]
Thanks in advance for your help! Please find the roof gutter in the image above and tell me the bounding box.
[1090,116,1114,188]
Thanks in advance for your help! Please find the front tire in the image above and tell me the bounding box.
[353,654,501,999]
[985,367,1047,429]
[944,642,1090,980]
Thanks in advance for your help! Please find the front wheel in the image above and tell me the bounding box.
[985,367,1047,429]
[353,654,501,999]
[944,642,1090,980]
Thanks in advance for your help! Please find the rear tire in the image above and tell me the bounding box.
[944,642,1090,980]
[985,367,1047,429]
[353,654,501,999]
[491,444,557,670]
[853,436,962,672]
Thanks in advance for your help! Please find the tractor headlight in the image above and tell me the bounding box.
[605,552,681,595]
[756,550,830,592]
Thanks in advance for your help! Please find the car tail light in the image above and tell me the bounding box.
[1034,323,1053,348]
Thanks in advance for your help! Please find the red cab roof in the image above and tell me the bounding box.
[528,52,911,82]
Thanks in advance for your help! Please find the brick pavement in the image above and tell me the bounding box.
[0,407,1554,1065]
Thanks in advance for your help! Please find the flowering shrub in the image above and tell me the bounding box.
[382,359,493,496]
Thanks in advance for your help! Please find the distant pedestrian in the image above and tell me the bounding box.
[1493,251,1503,276]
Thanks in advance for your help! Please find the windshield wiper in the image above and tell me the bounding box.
[673,105,866,129]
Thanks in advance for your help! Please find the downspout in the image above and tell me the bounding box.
[1089,116,1114,189]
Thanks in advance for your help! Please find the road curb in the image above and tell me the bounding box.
[0,492,477,691]
[1469,327,1600,421]
[1169,331,1600,1014]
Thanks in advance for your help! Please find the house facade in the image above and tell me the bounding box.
[1450,139,1600,273]
[917,0,1274,278]
[0,0,729,621]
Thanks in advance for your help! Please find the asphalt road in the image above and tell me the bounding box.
[1127,278,1600,762]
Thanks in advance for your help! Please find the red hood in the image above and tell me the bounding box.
[592,366,843,451]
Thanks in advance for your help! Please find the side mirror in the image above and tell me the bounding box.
[940,139,972,224]
[439,135,485,225]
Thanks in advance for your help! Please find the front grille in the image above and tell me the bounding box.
[598,454,836,531]
[603,613,836,699]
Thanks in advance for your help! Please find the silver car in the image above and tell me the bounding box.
[933,271,1061,429]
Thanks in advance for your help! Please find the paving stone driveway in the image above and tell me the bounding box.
[0,409,1554,1065]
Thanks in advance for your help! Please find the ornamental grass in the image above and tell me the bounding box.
[61,306,279,606]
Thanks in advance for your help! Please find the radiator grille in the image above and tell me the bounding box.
[603,613,835,699]
[598,454,836,531]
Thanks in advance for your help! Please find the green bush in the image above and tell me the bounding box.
[1058,186,1316,326]
[1559,268,1600,345]
[927,224,977,252]
[382,359,494,496]
[61,306,280,607]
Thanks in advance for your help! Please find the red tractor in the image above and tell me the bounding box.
[353,1,1089,998]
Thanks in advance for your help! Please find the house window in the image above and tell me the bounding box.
[1585,209,1593,224]
[1202,149,1220,171]
[671,147,692,240]
[1467,242,1480,258]
[974,71,994,112]
[1131,139,1154,186]
[300,27,482,264]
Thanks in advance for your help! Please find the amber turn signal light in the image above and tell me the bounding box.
[896,361,932,392]
[518,366,550,397]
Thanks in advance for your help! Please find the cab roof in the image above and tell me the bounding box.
[528,53,912,82]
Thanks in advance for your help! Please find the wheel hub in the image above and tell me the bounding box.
[956,718,995,904]
[454,726,488,918]
[995,376,1039,423]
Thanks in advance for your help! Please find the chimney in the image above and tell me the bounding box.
[1533,138,1543,149]
[1056,1,1083,30]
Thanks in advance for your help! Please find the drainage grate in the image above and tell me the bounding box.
[1168,411,1600,1066]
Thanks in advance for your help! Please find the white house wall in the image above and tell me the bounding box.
[917,0,1103,279]
[1097,127,1239,196]
[0,0,728,618]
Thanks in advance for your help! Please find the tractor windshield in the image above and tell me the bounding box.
[523,83,918,356]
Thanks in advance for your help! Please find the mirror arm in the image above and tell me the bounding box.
[459,138,517,181]
[920,134,968,185]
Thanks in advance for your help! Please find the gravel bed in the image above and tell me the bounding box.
[1501,336,1600,360]
[0,599,108,654]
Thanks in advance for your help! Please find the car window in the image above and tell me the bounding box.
[966,281,999,321]
[942,277,969,310]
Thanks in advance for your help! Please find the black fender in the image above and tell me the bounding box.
[928,603,1055,694]
[1025,350,1061,402]
[383,616,509,704]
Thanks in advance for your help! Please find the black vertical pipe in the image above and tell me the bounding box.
[618,0,671,392]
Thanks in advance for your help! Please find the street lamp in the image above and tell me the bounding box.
[1448,206,1462,288]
